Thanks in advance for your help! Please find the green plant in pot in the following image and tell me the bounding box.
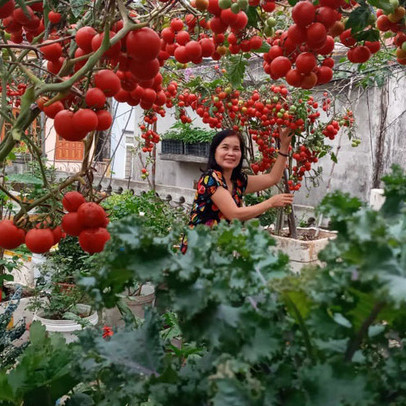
[28,237,97,337]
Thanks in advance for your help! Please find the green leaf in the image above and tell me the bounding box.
[284,290,312,319]
[330,151,338,163]
[0,372,14,401]
[313,338,348,354]
[380,274,406,306]
[345,6,372,33]
[70,0,88,17]
[212,379,255,406]
[227,57,247,88]
[368,325,385,337]
[354,30,380,42]
[29,321,47,346]
[241,325,282,363]
[92,310,164,376]
[6,173,43,185]
[245,6,259,29]
[368,0,395,14]
[253,42,270,53]
[299,363,374,406]
[333,313,352,328]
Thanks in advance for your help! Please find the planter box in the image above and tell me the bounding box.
[184,142,210,157]
[161,140,184,155]
[269,227,337,273]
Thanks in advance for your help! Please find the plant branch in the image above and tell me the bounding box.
[283,292,316,363]
[13,172,85,222]
[0,185,28,215]
[37,19,144,97]
[22,135,49,189]
[344,301,386,362]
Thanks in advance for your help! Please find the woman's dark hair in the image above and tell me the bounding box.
[206,129,245,181]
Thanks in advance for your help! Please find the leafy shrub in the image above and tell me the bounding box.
[1,167,405,405]
[102,190,187,236]
[244,190,278,226]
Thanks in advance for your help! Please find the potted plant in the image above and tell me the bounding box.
[28,237,98,342]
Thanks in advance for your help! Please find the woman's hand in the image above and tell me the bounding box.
[279,127,294,150]
[268,193,294,208]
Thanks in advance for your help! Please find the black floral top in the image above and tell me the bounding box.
[189,169,248,227]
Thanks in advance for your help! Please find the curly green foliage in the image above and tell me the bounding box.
[102,190,187,235]
[73,166,406,405]
[0,288,27,370]
[0,322,78,406]
[2,167,405,405]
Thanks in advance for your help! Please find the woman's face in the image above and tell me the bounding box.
[214,135,242,171]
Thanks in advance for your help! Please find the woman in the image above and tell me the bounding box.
[188,128,294,228]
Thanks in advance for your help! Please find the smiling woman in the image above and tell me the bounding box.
[186,128,294,230]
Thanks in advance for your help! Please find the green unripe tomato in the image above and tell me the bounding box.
[277,112,283,118]
[213,96,219,103]
[264,26,274,37]
[289,105,297,112]
[225,86,232,94]
[237,0,248,10]
[212,106,218,112]
[279,108,285,114]
[368,13,376,24]
[390,0,399,9]
[272,96,279,102]
[219,0,232,9]
[401,41,406,52]
[230,3,240,13]
[266,17,276,27]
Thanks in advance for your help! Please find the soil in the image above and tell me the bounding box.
[269,227,335,241]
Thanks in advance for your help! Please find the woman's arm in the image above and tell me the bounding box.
[211,186,293,222]
[245,127,293,195]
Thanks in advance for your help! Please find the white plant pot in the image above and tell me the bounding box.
[33,304,98,343]
[269,227,337,273]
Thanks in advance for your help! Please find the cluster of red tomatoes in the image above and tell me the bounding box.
[36,70,117,141]
[0,83,27,108]
[263,0,353,89]
[0,0,44,43]
[290,145,319,190]
[61,192,110,254]
[0,192,110,255]
[375,5,406,65]
[0,219,62,253]
[140,114,160,153]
